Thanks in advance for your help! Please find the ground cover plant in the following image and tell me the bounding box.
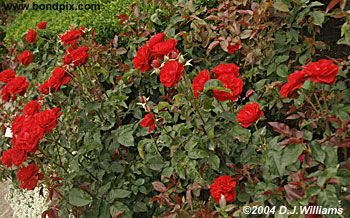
[0,0,350,217]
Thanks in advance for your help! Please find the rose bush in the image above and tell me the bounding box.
[1,0,350,217]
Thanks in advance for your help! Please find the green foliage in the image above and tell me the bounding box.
[4,0,157,44]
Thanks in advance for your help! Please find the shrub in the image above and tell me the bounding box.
[0,0,350,217]
[4,0,158,44]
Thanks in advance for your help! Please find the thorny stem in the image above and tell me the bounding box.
[321,87,328,110]
[161,125,176,141]
[151,135,162,157]
[254,124,266,149]
[218,101,226,112]
[313,93,323,112]
[38,147,69,174]
[302,92,319,112]
[182,72,209,136]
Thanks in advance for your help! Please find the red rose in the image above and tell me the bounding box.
[12,115,33,135]
[212,63,240,77]
[70,46,89,66]
[17,50,33,66]
[160,60,184,87]
[140,113,156,133]
[34,107,62,134]
[1,150,12,168]
[227,43,240,54]
[192,70,211,98]
[23,100,42,116]
[280,70,308,98]
[37,21,47,30]
[0,69,16,83]
[210,175,237,203]
[61,46,74,65]
[26,29,37,44]
[13,124,44,153]
[39,67,71,94]
[213,74,243,101]
[1,76,29,102]
[303,59,339,84]
[59,27,85,47]
[17,164,44,190]
[1,148,27,168]
[133,45,151,72]
[236,102,264,128]
[147,33,166,48]
[151,38,178,57]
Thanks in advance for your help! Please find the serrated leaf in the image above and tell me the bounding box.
[203,79,231,93]
[115,124,134,147]
[69,188,93,207]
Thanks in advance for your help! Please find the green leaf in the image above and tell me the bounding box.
[276,64,289,77]
[109,189,132,199]
[208,154,220,170]
[148,157,166,171]
[318,186,339,208]
[303,130,313,141]
[133,202,148,212]
[204,79,231,93]
[272,152,285,177]
[310,11,325,27]
[115,124,134,147]
[273,0,289,12]
[282,144,303,168]
[275,55,289,64]
[311,142,326,163]
[98,182,111,197]
[69,188,93,207]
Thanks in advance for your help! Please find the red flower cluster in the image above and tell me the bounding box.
[62,46,89,67]
[133,32,179,73]
[26,29,37,44]
[237,102,264,128]
[0,72,29,102]
[280,59,339,98]
[1,100,61,170]
[12,106,61,152]
[140,113,156,133]
[210,175,237,203]
[17,164,44,190]
[59,27,85,47]
[17,50,33,66]
[133,32,184,88]
[191,63,243,101]
[38,67,71,94]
